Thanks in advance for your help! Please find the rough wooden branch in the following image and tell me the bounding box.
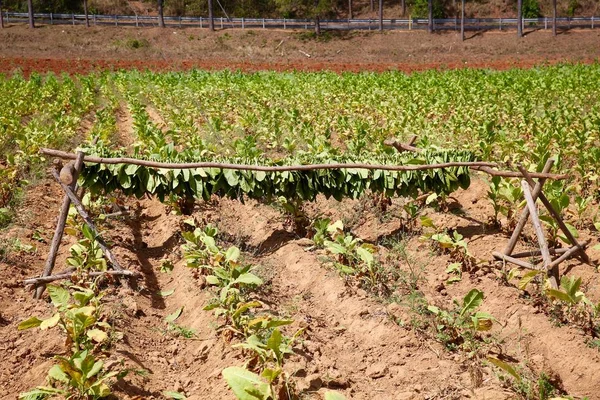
[39,148,569,180]
[493,251,539,270]
[521,180,558,289]
[545,240,592,271]
[51,169,125,272]
[383,138,422,153]
[36,151,85,299]
[518,165,590,264]
[470,165,566,180]
[510,246,574,259]
[24,269,139,286]
[502,159,554,256]
[40,148,496,172]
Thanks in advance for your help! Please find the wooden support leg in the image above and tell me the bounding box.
[518,165,590,264]
[51,169,125,273]
[521,180,559,289]
[502,159,555,256]
[35,151,85,299]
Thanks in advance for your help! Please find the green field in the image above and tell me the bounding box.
[2,65,600,223]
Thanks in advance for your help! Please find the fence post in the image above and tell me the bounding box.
[544,17,547,30]
[408,17,412,30]
[115,15,117,26]
[72,13,75,26]
[221,17,223,29]
[592,16,594,29]
[200,17,203,28]
[262,18,265,29]
[242,17,244,29]
[284,18,286,29]
[135,15,138,27]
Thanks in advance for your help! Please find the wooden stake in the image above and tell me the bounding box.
[518,165,590,264]
[510,246,576,259]
[35,151,85,299]
[545,241,591,271]
[51,169,125,272]
[521,180,558,289]
[502,159,554,256]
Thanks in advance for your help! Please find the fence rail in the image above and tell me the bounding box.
[2,12,598,31]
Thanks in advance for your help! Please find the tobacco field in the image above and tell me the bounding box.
[1,64,600,400]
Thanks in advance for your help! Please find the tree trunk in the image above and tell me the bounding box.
[428,0,433,33]
[349,0,353,19]
[378,0,383,31]
[27,0,34,28]
[315,15,321,35]
[460,0,465,40]
[552,0,557,35]
[208,0,214,31]
[401,0,405,16]
[158,0,165,27]
[83,0,89,27]
[370,0,374,13]
[517,0,523,37]
[0,0,4,29]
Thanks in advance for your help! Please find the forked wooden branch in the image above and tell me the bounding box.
[51,169,125,272]
[24,269,139,286]
[35,151,85,299]
[383,136,422,153]
[518,165,590,264]
[502,159,555,256]
[39,148,568,180]
[521,180,559,289]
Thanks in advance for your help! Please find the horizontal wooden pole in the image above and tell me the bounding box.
[41,148,496,172]
[546,240,592,271]
[24,269,139,285]
[510,239,590,259]
[493,251,539,270]
[40,148,568,179]
[471,165,567,180]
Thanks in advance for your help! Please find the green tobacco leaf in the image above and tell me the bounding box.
[47,285,70,307]
[232,273,263,286]
[47,364,69,383]
[165,307,184,323]
[18,316,42,330]
[356,246,374,265]
[222,366,271,400]
[40,313,60,330]
[518,270,542,291]
[226,246,241,262]
[87,328,108,343]
[546,289,574,304]
[325,391,348,400]
[460,289,483,317]
[487,357,521,382]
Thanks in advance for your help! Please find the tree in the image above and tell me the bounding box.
[401,0,405,16]
[27,0,34,28]
[428,0,433,33]
[83,0,89,27]
[552,0,557,36]
[460,0,465,40]
[158,0,165,27]
[208,0,214,31]
[0,0,4,29]
[378,0,383,31]
[348,0,352,19]
[517,0,523,37]
[275,0,331,35]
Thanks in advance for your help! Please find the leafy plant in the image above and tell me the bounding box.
[19,350,122,400]
[19,284,110,352]
[427,289,495,352]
